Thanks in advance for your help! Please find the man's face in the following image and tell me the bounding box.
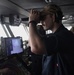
[40,14,54,30]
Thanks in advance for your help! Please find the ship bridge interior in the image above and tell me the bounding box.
[0,0,74,75]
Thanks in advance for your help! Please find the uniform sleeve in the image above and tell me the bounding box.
[43,34,58,55]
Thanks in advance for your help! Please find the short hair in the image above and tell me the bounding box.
[41,3,63,23]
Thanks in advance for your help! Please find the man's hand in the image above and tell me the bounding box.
[29,9,40,23]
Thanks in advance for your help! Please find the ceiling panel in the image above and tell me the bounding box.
[0,0,74,25]
[0,0,74,16]
[7,0,74,15]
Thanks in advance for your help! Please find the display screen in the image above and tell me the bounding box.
[5,37,23,56]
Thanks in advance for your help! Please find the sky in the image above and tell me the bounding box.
[0,23,29,41]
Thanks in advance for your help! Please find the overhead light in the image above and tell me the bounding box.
[45,0,52,3]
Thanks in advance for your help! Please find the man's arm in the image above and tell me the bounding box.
[29,9,46,54]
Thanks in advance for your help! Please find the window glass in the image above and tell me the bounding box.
[9,23,29,41]
[0,23,7,37]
